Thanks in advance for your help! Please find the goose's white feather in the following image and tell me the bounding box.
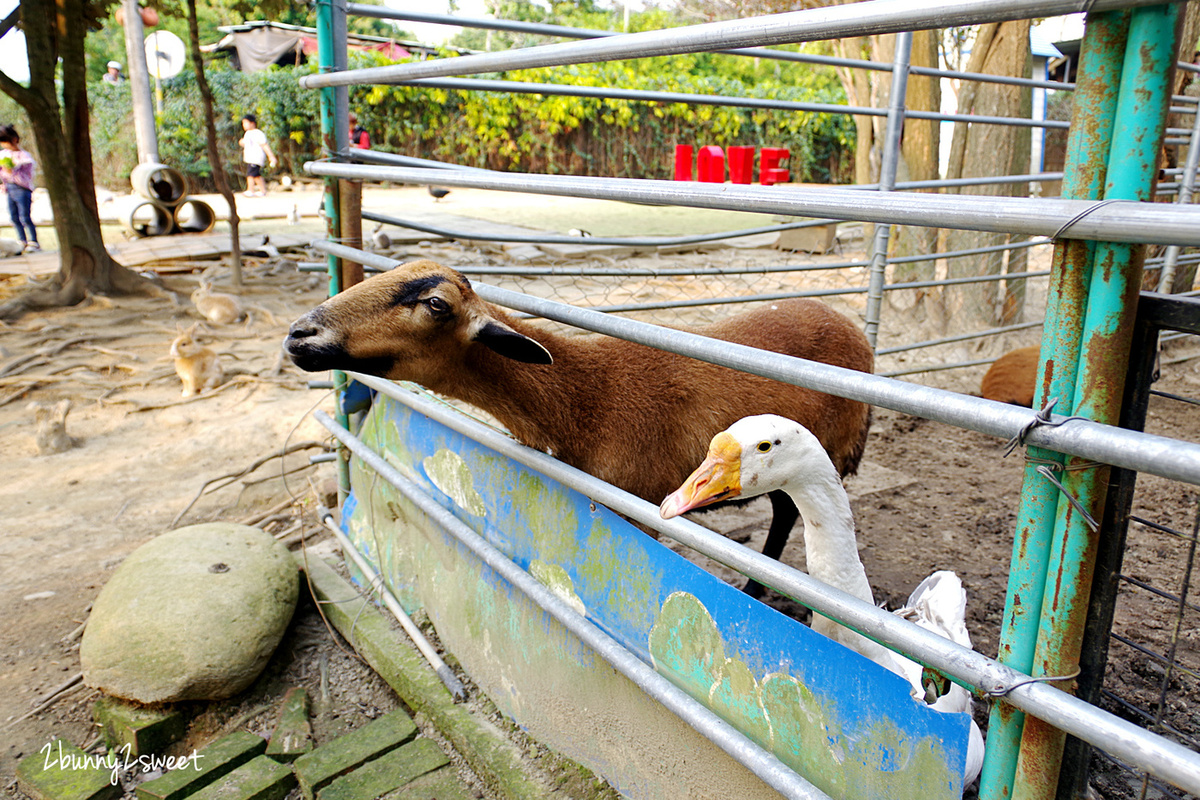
[660,413,984,785]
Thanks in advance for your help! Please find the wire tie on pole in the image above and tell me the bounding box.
[988,666,1082,697]
[1025,455,1105,473]
[1004,397,1054,456]
[1003,397,1091,457]
[1051,198,1121,239]
[1033,463,1100,531]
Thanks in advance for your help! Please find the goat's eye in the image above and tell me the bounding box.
[425,297,450,314]
[756,441,772,453]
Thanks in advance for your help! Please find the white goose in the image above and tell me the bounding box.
[659,413,985,785]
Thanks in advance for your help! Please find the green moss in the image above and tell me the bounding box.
[576,517,661,635]
[530,561,586,615]
[513,472,581,565]
[647,592,960,799]
[647,592,725,699]
[422,450,486,517]
[709,658,772,750]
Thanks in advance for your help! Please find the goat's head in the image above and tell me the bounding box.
[285,260,552,382]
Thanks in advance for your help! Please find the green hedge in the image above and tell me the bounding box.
[88,52,855,192]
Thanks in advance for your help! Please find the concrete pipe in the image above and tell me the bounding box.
[126,200,175,237]
[130,162,187,207]
[173,199,216,234]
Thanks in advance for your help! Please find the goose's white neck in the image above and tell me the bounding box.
[781,460,872,600]
[779,464,885,658]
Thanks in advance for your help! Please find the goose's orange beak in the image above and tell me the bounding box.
[659,432,743,519]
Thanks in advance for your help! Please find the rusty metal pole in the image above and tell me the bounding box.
[316,0,353,499]
[979,12,1129,799]
[1010,6,1181,799]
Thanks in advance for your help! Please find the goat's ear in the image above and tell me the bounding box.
[472,320,553,365]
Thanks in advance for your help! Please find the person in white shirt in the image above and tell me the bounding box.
[238,114,277,197]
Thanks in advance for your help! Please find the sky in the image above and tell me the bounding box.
[0,0,28,83]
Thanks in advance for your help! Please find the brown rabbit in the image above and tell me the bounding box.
[170,324,224,397]
[190,279,245,325]
[28,399,79,455]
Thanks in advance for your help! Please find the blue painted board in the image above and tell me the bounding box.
[342,395,971,799]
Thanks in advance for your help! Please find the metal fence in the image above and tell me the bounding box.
[308,1,1199,388]
[301,1,1200,798]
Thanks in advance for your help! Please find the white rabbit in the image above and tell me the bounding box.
[170,324,224,398]
[190,279,245,325]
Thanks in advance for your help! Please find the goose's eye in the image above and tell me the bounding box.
[756,441,772,453]
[425,297,450,314]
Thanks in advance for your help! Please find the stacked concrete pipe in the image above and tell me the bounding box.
[127,162,216,237]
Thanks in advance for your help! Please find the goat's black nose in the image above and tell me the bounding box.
[287,318,319,340]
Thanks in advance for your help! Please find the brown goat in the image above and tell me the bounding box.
[285,260,874,597]
[980,346,1039,407]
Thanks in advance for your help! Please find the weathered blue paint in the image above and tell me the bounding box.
[341,394,974,799]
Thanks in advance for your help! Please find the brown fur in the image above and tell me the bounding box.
[980,346,1039,407]
[171,323,224,398]
[286,260,874,508]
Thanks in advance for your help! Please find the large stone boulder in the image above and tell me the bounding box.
[81,523,299,703]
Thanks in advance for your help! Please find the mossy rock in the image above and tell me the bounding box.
[81,523,299,703]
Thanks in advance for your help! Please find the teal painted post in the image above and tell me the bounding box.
[315,0,352,498]
[1011,7,1181,798]
[978,12,1129,800]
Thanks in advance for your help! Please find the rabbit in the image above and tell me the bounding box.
[190,279,245,325]
[28,399,79,455]
[170,324,224,398]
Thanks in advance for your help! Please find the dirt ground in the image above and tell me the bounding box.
[1,224,1198,799]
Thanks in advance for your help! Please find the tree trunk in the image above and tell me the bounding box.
[945,24,1000,184]
[832,35,877,187]
[943,20,1033,332]
[184,0,243,286]
[0,0,159,320]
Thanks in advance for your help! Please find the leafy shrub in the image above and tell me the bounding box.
[88,49,855,192]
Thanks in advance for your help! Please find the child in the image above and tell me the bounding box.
[349,112,370,149]
[0,124,39,252]
[238,114,277,197]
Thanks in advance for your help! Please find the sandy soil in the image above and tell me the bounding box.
[1,224,1197,799]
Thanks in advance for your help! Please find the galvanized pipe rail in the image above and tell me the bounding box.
[348,4,1078,91]
[339,2,1200,116]
[390,76,1071,131]
[333,375,1200,795]
[310,239,1200,488]
[303,0,1170,88]
[349,145,1073,192]
[573,269,1050,316]
[361,208,839,248]
[307,162,1200,246]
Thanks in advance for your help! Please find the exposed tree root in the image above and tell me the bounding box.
[171,440,328,528]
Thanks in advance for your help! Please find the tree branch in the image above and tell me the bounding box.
[0,6,35,109]
[0,6,18,39]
